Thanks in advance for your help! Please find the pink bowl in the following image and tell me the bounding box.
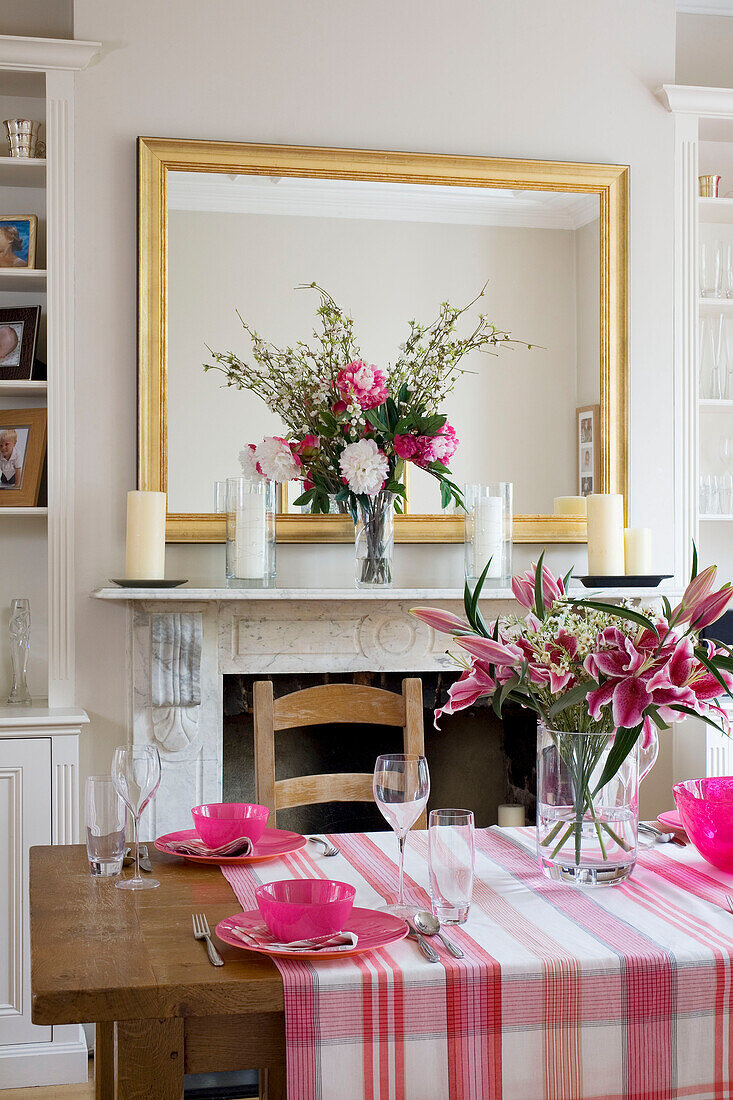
[191,803,269,849]
[673,777,733,872]
[256,879,356,942]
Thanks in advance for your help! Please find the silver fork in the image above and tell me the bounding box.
[192,913,224,966]
[726,895,733,915]
[307,835,341,857]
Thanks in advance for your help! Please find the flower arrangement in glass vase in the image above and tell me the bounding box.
[205,283,526,587]
[411,549,733,885]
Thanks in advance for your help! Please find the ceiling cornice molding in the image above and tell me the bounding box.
[658,83,733,116]
[0,35,101,73]
[168,174,599,231]
[677,1,733,14]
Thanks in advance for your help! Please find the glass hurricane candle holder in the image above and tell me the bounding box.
[464,483,512,586]
[226,476,276,586]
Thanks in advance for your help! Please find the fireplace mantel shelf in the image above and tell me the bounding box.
[91,584,675,602]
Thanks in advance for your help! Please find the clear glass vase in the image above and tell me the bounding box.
[354,490,394,588]
[536,721,643,886]
[225,476,276,586]
[7,598,31,705]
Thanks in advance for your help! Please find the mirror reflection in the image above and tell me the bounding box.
[166,171,600,517]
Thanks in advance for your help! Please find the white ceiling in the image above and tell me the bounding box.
[168,173,599,232]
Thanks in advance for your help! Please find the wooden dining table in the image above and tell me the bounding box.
[30,843,287,1099]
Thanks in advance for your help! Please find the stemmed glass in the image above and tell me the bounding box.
[111,745,161,890]
[373,753,430,918]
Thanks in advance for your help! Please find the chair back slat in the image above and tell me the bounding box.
[253,677,426,828]
[273,683,405,730]
[275,772,374,810]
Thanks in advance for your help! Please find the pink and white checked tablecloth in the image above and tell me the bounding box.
[222,826,733,1100]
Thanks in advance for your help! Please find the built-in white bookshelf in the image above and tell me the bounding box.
[0,33,100,1088]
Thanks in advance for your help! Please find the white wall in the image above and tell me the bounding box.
[71,0,677,795]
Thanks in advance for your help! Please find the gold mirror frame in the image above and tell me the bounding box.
[138,138,628,543]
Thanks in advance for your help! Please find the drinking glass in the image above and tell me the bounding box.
[700,316,715,397]
[701,240,722,298]
[700,474,711,515]
[85,776,126,877]
[428,809,475,925]
[111,745,161,890]
[722,472,733,515]
[724,243,733,299]
[373,753,430,918]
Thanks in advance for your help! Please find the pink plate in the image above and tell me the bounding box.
[215,907,409,959]
[657,810,685,832]
[154,827,306,865]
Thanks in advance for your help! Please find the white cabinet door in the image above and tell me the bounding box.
[0,737,52,1047]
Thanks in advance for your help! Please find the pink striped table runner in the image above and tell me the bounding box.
[222,827,733,1100]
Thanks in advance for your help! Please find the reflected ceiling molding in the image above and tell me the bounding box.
[168,173,599,231]
[677,0,733,12]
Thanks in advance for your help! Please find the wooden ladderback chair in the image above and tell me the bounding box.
[253,678,426,830]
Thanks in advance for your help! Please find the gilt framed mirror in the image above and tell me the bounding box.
[138,138,628,543]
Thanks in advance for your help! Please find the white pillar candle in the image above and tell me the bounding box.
[554,495,587,516]
[473,496,503,579]
[125,491,166,580]
[624,527,652,575]
[586,494,625,576]
[234,491,267,579]
[498,804,525,827]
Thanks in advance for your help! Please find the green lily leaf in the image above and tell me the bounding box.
[592,727,641,795]
[534,549,546,622]
[547,680,591,719]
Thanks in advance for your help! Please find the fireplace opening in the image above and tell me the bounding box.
[223,672,536,835]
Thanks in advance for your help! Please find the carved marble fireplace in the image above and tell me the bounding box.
[93,585,524,836]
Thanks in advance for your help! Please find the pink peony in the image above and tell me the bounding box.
[336,361,389,411]
[254,436,301,482]
[292,434,320,460]
[413,422,459,468]
[393,434,421,460]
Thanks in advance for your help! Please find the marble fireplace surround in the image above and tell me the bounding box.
[92,585,665,837]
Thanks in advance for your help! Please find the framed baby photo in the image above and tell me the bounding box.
[577,404,600,496]
[0,408,46,506]
[0,215,37,269]
[0,305,41,380]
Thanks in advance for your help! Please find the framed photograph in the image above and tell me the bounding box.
[0,306,41,380]
[0,408,46,506]
[577,404,600,496]
[0,215,37,269]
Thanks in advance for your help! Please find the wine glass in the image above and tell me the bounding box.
[111,745,161,890]
[373,753,430,918]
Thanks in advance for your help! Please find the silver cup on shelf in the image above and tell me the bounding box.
[3,119,44,158]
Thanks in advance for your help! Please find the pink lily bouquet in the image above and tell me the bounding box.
[412,551,733,873]
[205,283,525,520]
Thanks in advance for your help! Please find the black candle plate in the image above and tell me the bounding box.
[110,579,188,588]
[576,575,673,589]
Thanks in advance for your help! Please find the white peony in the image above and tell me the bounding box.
[339,439,389,496]
[254,436,301,483]
[238,444,264,481]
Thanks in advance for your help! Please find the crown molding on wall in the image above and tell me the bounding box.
[168,173,600,231]
[0,35,101,73]
[659,82,733,115]
[677,1,733,13]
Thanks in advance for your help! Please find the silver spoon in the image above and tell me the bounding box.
[638,822,675,844]
[413,910,464,958]
[406,920,440,963]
